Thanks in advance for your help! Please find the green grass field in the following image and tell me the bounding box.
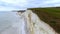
[28,7,60,33]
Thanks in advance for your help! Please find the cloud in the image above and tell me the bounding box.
[0,0,27,11]
[27,0,60,8]
[39,0,60,7]
[1,0,27,7]
[0,0,60,11]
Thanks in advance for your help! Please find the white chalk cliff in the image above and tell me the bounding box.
[18,10,58,34]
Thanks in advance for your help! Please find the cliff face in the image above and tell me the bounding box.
[18,10,57,34]
[28,8,60,33]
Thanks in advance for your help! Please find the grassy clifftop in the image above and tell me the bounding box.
[28,7,60,33]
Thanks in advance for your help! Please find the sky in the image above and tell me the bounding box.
[0,0,60,11]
